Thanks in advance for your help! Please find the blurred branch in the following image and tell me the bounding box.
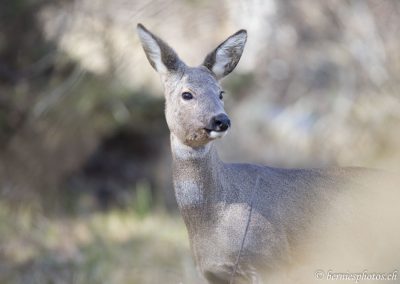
[33,66,86,118]
[0,52,57,83]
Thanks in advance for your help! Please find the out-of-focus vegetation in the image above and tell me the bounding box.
[0,201,198,284]
[1,0,400,283]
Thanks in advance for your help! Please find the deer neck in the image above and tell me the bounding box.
[170,134,222,210]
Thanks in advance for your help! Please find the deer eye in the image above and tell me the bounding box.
[219,91,225,100]
[182,92,193,100]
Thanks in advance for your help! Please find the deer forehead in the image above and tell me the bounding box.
[166,67,221,94]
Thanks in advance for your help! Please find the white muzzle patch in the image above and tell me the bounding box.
[209,130,228,139]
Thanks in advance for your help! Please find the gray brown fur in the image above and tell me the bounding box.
[137,24,396,283]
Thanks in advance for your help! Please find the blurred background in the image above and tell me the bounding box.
[1,0,399,283]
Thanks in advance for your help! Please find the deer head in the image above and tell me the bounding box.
[137,24,247,148]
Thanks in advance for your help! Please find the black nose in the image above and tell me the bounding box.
[212,113,231,132]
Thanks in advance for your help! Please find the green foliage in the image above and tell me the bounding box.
[133,180,153,218]
[0,201,196,284]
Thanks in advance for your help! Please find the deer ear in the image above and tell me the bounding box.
[137,23,183,75]
[203,30,247,80]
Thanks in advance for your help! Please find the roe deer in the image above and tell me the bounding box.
[137,24,400,284]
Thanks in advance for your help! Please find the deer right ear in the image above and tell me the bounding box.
[137,23,183,75]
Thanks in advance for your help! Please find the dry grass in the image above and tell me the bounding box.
[0,203,201,284]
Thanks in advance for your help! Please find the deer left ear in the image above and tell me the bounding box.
[202,29,247,80]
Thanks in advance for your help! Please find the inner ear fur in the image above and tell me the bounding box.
[203,29,247,79]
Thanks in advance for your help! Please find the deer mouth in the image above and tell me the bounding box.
[204,128,228,139]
